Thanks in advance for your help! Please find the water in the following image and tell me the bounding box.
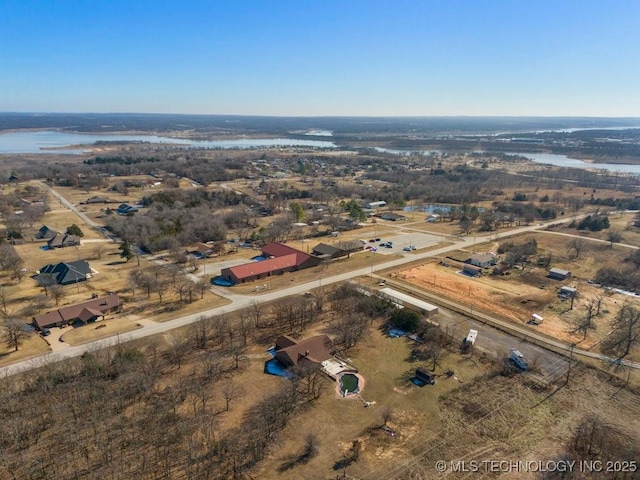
[251,255,270,261]
[0,130,337,154]
[339,373,359,394]
[374,147,441,156]
[507,152,640,175]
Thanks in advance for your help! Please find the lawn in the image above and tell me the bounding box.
[253,325,484,479]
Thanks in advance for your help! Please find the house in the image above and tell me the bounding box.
[35,225,59,240]
[274,334,333,368]
[467,253,498,268]
[33,294,122,330]
[366,201,387,209]
[47,233,81,249]
[116,203,139,215]
[37,260,91,285]
[186,242,215,258]
[377,212,407,222]
[549,267,571,281]
[312,243,343,259]
[220,242,321,284]
[463,264,482,277]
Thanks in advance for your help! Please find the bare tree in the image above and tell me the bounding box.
[566,237,588,259]
[35,273,57,296]
[0,287,9,316]
[219,377,244,411]
[91,243,107,259]
[49,284,66,306]
[189,315,213,349]
[380,406,394,427]
[249,300,264,328]
[606,229,623,248]
[601,302,640,361]
[571,298,598,340]
[2,318,29,351]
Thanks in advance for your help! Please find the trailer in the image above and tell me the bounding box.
[465,329,478,345]
[509,349,529,370]
[530,313,544,325]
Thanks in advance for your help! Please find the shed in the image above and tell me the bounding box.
[415,368,436,385]
[366,201,387,209]
[560,286,578,298]
[549,268,571,280]
[378,287,439,318]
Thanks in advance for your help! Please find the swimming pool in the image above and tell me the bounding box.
[339,373,360,395]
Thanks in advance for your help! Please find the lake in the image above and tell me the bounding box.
[0,130,337,154]
[507,152,640,175]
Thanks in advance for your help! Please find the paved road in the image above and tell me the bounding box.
[3,211,638,377]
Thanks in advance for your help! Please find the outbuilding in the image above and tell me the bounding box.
[549,267,571,280]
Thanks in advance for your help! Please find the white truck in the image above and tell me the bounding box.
[509,349,529,370]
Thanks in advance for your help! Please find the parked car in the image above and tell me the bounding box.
[375,237,381,242]
[40,328,51,337]
[368,239,376,243]
[403,246,412,251]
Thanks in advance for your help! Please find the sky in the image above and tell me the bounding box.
[1,1,639,117]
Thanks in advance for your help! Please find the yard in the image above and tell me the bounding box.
[253,325,484,479]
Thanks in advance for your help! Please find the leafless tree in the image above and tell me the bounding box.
[601,302,640,360]
[606,229,623,247]
[49,284,66,306]
[380,406,394,427]
[566,237,588,259]
[571,297,598,340]
[2,318,29,351]
[189,315,213,349]
[91,243,107,259]
[219,377,244,411]
[249,300,264,328]
[35,273,56,296]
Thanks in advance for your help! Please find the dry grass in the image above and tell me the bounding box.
[0,333,50,367]
[60,316,143,346]
[388,232,638,354]
[253,325,484,479]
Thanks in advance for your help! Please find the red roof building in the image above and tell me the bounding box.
[220,242,321,284]
[33,294,122,330]
[274,335,333,368]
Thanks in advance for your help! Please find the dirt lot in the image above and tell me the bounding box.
[389,233,639,352]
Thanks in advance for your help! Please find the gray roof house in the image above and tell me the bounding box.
[35,225,59,240]
[37,260,91,285]
[47,233,81,249]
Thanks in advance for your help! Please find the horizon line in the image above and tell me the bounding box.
[2,111,640,120]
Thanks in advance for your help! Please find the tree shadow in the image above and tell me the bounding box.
[277,452,313,472]
[106,260,128,266]
[333,456,356,471]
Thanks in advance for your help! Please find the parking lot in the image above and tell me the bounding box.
[362,232,441,255]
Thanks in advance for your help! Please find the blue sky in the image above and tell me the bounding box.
[1,1,639,116]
